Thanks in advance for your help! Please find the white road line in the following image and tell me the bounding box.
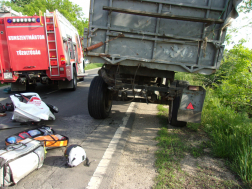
[87,102,135,189]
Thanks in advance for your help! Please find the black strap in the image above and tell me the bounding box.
[14,93,30,102]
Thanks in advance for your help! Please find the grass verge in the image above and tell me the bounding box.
[154,105,187,188]
[174,72,252,187]
[175,72,252,187]
[85,63,103,70]
[200,89,252,187]
[154,104,243,188]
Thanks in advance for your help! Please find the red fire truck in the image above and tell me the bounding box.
[0,7,86,91]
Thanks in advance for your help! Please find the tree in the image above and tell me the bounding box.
[203,41,252,115]
[10,0,31,7]
[239,0,252,13]
[2,0,86,35]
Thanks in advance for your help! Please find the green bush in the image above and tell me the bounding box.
[85,63,103,70]
[175,43,252,186]
[201,88,252,186]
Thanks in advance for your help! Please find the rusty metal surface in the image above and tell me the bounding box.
[85,0,241,75]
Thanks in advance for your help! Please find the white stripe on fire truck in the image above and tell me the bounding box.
[16,50,41,55]
[8,35,45,41]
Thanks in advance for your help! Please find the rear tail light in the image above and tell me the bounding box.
[60,55,66,65]
[0,19,5,24]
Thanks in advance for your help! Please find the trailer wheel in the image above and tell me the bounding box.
[71,67,77,91]
[88,76,112,119]
[169,96,187,127]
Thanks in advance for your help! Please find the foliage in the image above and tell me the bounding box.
[239,0,252,13]
[85,63,103,70]
[201,89,252,187]
[215,44,252,113]
[2,0,87,35]
[10,0,31,7]
[155,105,187,189]
[176,43,252,186]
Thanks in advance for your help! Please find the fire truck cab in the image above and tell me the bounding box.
[0,6,86,91]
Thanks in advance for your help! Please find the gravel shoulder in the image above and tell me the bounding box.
[109,103,159,189]
[108,103,244,189]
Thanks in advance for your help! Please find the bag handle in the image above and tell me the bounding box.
[14,93,30,102]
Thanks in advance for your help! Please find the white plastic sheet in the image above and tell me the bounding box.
[10,93,55,122]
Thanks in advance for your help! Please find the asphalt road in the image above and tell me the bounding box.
[0,68,135,189]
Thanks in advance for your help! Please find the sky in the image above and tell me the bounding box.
[226,12,252,49]
[70,0,90,18]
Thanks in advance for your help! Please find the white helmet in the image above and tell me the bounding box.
[64,145,86,167]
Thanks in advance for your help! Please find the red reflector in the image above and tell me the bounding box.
[60,55,66,65]
[186,102,194,110]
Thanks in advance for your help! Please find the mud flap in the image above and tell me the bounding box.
[58,79,74,89]
[11,82,26,91]
[177,86,206,123]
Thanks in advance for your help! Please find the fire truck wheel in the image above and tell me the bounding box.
[71,67,77,91]
[169,96,187,127]
[88,76,112,119]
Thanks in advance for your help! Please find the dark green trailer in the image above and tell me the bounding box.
[84,0,241,126]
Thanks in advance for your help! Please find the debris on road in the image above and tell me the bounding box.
[5,126,68,149]
[0,113,6,117]
[10,93,57,122]
[0,103,6,113]
[3,87,11,94]
[0,138,45,187]
[5,103,14,111]
[64,145,87,167]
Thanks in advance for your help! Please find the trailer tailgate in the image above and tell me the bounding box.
[85,0,241,75]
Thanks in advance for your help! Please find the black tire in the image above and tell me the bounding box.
[169,96,187,127]
[88,76,112,119]
[71,67,77,91]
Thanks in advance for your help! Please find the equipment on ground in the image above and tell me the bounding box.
[0,138,45,187]
[10,93,56,122]
[64,145,87,167]
[5,126,69,149]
